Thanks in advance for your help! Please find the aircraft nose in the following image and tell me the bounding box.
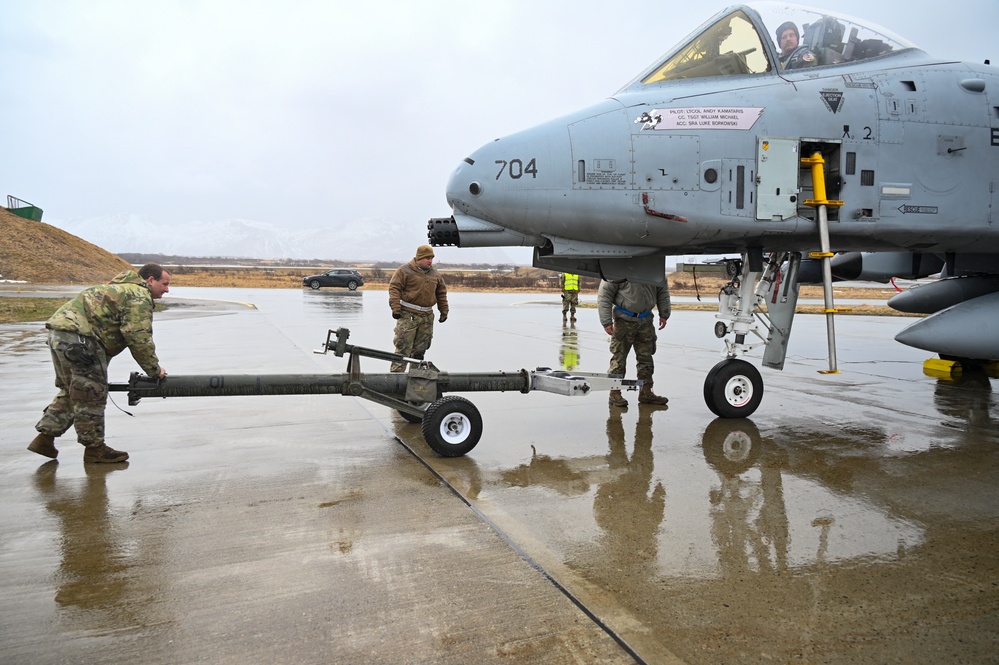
[446,157,483,216]
[432,135,553,249]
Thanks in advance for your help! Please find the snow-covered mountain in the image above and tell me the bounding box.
[45,214,527,265]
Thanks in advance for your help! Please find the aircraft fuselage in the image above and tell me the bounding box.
[431,2,999,416]
[443,51,998,264]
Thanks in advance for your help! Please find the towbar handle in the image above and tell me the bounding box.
[108,372,163,406]
[315,327,423,370]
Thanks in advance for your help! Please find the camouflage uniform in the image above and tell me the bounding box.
[597,279,671,406]
[606,318,658,381]
[35,270,161,449]
[388,258,448,372]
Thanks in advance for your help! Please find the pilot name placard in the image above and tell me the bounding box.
[651,107,763,130]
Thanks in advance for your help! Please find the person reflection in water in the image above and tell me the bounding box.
[559,327,580,372]
[594,406,666,565]
[33,461,133,614]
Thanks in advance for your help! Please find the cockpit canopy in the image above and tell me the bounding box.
[636,1,916,84]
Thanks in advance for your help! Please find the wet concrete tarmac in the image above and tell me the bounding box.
[2,287,998,664]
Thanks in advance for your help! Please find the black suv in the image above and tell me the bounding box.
[302,269,364,290]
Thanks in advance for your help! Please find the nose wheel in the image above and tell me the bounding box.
[704,359,764,418]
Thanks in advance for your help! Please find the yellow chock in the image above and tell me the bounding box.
[923,357,962,379]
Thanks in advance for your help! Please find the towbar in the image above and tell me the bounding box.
[107,328,641,457]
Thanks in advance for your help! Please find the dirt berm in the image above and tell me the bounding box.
[0,207,131,283]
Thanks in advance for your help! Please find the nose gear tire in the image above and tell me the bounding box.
[703,358,763,418]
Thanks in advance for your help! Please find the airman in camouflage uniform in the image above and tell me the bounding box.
[597,278,671,408]
[28,264,171,463]
[388,245,448,372]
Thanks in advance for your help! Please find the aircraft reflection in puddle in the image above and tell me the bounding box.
[698,418,922,576]
[496,407,924,579]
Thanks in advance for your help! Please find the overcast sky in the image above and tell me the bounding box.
[2,0,996,259]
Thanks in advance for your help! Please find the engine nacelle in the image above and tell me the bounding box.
[798,252,944,284]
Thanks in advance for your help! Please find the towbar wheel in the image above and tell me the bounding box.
[421,396,482,457]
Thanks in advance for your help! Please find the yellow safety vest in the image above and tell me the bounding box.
[562,273,579,291]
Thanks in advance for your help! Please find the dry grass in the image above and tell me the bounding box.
[0,297,63,323]
[1,208,908,321]
[167,267,901,300]
[169,266,312,289]
[0,260,911,323]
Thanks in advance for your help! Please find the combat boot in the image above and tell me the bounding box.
[83,444,129,464]
[562,313,568,324]
[638,383,669,405]
[608,389,629,408]
[27,433,58,459]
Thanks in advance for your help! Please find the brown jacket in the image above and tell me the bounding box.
[388,260,449,315]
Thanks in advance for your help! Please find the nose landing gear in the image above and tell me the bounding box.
[704,358,764,418]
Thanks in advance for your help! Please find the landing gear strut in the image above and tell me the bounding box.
[704,250,801,418]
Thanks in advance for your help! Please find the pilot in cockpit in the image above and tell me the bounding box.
[776,21,817,69]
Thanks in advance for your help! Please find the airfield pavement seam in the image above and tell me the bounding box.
[354,397,649,664]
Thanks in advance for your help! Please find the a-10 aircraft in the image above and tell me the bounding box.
[428,1,999,418]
